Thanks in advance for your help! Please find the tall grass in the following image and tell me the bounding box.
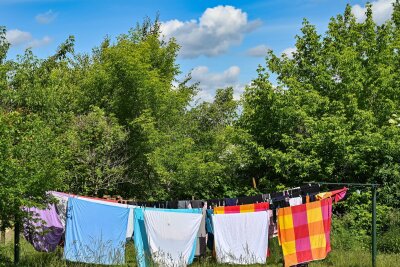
[0,236,399,266]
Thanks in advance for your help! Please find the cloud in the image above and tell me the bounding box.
[5,29,32,46]
[161,5,261,58]
[246,44,269,57]
[352,0,394,25]
[6,29,52,48]
[191,65,240,91]
[282,47,296,59]
[27,36,52,48]
[190,65,246,101]
[35,10,58,24]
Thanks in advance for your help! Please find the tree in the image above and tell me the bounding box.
[0,27,65,230]
[142,87,256,200]
[63,106,129,196]
[0,111,64,228]
[75,18,196,198]
[240,3,400,206]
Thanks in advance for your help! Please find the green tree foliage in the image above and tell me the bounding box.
[0,111,64,227]
[1,37,80,122]
[0,28,69,227]
[74,18,196,198]
[142,87,255,200]
[241,3,400,208]
[63,106,129,196]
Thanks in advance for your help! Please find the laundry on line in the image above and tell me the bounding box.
[21,185,347,266]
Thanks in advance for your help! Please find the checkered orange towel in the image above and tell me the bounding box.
[278,198,332,267]
[213,202,270,214]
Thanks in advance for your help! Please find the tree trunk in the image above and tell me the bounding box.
[14,218,20,264]
[0,223,5,244]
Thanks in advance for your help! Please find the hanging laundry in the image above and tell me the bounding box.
[207,198,223,208]
[127,208,134,240]
[134,208,151,267]
[213,202,273,254]
[64,197,130,265]
[213,202,269,214]
[213,211,270,264]
[23,204,64,252]
[237,195,264,205]
[50,192,135,240]
[205,209,214,234]
[300,184,321,195]
[224,198,238,206]
[166,200,179,209]
[290,187,302,197]
[134,208,202,267]
[289,197,303,207]
[190,200,204,209]
[178,200,191,209]
[278,198,332,267]
[143,209,202,267]
[49,191,69,228]
[195,205,207,257]
[316,187,348,203]
[205,209,214,251]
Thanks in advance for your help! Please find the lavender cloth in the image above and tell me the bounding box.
[23,204,64,252]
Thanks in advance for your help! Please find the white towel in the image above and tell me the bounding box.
[213,211,269,264]
[144,210,202,267]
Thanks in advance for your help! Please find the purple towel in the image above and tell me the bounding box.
[23,204,64,252]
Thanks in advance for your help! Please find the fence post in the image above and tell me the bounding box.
[371,185,377,267]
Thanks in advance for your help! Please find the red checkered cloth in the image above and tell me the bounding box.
[214,202,270,214]
[278,198,332,267]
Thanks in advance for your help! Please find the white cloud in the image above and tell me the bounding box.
[192,65,240,91]
[190,65,246,102]
[161,5,261,58]
[352,0,394,25]
[27,36,52,48]
[246,44,269,57]
[35,10,58,24]
[5,29,32,46]
[282,47,297,59]
[6,29,52,48]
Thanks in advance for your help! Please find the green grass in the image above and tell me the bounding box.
[0,237,399,267]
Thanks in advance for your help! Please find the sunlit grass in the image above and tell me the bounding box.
[1,233,399,267]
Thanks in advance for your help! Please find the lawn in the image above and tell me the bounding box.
[1,234,399,267]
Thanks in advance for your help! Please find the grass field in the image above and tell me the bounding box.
[1,234,399,267]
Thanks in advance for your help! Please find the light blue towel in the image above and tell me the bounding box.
[64,197,130,265]
[133,208,202,267]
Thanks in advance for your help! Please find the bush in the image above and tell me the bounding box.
[378,226,400,254]
[331,213,370,251]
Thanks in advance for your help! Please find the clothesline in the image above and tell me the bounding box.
[129,183,322,210]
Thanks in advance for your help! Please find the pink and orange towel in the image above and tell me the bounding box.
[278,198,332,267]
[213,202,270,214]
[316,187,348,203]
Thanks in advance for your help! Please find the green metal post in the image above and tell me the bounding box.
[372,185,377,267]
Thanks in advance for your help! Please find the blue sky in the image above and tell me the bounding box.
[1,0,394,101]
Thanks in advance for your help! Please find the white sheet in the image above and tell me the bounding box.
[213,211,269,264]
[289,196,303,206]
[143,209,202,267]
